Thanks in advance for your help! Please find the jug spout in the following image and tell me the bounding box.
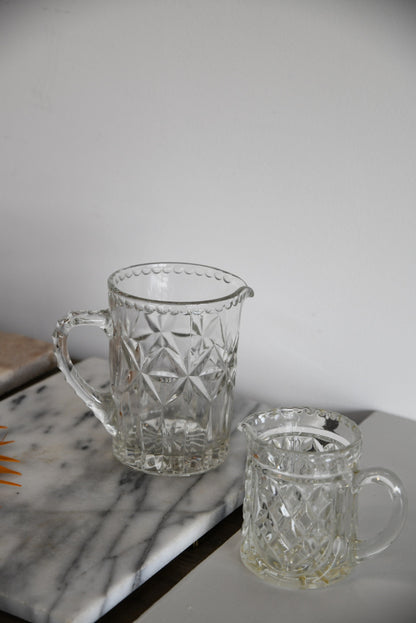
[237,414,258,441]
[231,284,254,308]
[241,285,254,300]
[238,409,283,443]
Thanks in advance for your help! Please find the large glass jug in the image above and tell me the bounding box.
[54,262,253,476]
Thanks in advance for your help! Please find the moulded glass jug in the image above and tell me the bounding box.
[54,262,253,476]
[239,408,407,588]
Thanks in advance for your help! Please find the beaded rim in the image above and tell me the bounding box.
[108,262,253,312]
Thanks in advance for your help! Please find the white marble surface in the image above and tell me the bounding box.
[136,412,416,623]
[0,358,265,623]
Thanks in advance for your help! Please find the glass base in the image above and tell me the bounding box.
[113,439,229,476]
[240,542,353,589]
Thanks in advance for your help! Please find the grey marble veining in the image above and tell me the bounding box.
[0,358,265,623]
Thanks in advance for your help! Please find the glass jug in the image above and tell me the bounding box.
[54,262,253,476]
[239,407,407,588]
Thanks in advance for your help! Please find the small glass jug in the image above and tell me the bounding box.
[239,408,407,588]
[54,262,253,476]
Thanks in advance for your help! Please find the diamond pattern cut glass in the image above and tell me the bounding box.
[239,408,407,588]
[54,263,253,475]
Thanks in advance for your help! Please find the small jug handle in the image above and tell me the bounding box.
[354,467,407,561]
[53,310,117,436]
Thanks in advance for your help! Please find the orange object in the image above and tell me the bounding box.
[0,426,21,487]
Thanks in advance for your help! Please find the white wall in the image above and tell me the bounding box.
[1,0,415,420]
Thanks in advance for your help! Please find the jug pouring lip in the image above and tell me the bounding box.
[108,261,254,311]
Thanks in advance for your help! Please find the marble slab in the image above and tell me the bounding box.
[136,412,416,623]
[0,332,56,396]
[0,358,265,623]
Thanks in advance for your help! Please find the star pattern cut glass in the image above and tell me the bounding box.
[54,262,253,475]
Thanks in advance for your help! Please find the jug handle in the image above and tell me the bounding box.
[53,310,117,436]
[354,467,407,561]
